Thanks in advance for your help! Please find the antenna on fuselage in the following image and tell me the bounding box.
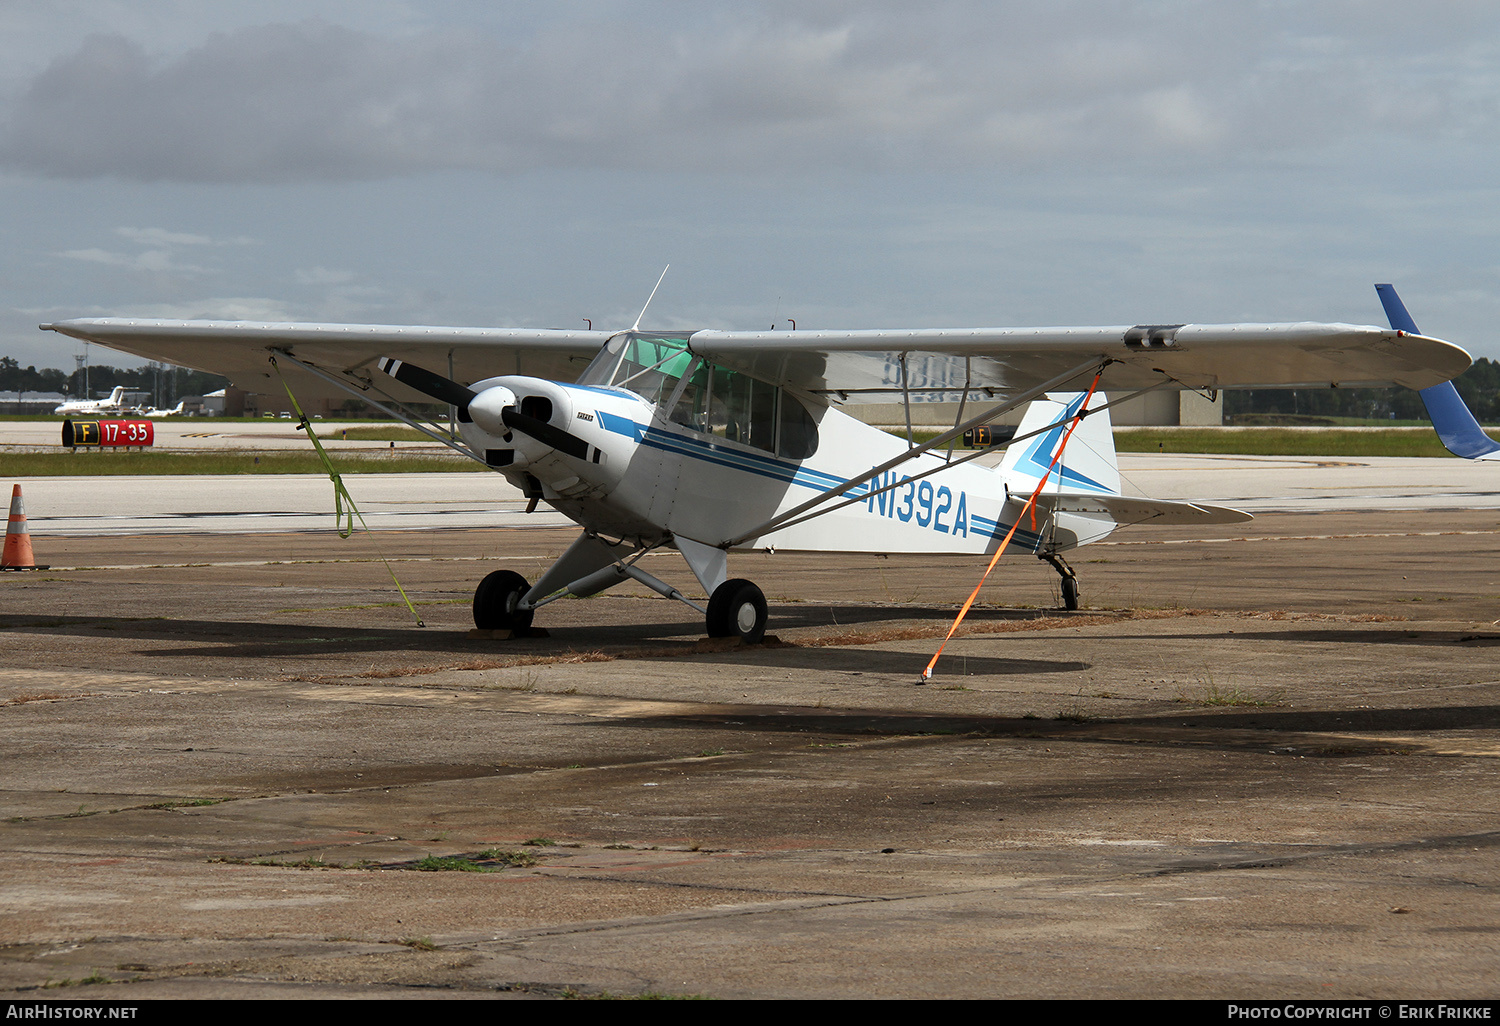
[632,265,670,331]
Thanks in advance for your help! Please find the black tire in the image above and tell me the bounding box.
[1061,576,1079,611]
[706,578,768,643]
[473,570,534,631]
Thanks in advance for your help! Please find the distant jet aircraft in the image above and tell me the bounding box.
[1376,284,1500,461]
[41,286,1470,640]
[53,385,129,416]
[143,400,186,419]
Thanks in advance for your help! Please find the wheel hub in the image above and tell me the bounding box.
[735,602,758,633]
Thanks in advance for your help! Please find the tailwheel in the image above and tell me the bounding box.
[473,570,535,631]
[1061,575,1079,611]
[706,578,768,644]
[1041,553,1080,611]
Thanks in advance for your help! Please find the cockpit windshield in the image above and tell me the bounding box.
[577,333,695,406]
[577,331,818,460]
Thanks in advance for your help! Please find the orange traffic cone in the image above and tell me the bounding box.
[2,484,45,571]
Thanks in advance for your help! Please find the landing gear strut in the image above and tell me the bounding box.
[706,578,768,643]
[473,570,535,631]
[470,555,768,642]
[1041,553,1080,611]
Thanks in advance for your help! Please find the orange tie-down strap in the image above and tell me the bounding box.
[920,371,1102,683]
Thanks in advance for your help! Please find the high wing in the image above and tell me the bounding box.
[687,323,1468,397]
[42,314,1468,404]
[40,319,612,403]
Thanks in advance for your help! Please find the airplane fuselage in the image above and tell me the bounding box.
[53,386,132,416]
[457,372,1110,558]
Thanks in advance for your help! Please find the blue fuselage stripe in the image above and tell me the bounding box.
[595,410,869,493]
[593,408,1042,546]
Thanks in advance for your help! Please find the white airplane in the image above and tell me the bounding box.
[1377,284,1500,461]
[53,384,130,416]
[41,288,1470,642]
[143,400,186,419]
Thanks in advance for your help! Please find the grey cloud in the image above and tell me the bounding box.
[1,4,1497,182]
[115,227,214,246]
[58,247,209,275]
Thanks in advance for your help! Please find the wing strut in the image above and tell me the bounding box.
[269,357,426,628]
[900,353,914,447]
[945,357,972,463]
[724,357,1113,548]
[919,369,1104,683]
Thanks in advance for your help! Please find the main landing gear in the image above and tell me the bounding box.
[473,570,535,631]
[1041,553,1080,611]
[706,578,768,644]
[470,567,770,643]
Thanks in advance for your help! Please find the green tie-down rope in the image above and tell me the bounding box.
[270,356,425,627]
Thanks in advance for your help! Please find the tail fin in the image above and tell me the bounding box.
[998,392,1120,495]
[1000,391,1248,553]
[1376,284,1499,461]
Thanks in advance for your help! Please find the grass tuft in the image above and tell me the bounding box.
[1175,684,1287,708]
[475,848,541,868]
[1053,703,1093,722]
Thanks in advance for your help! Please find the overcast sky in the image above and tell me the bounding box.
[4,0,1500,375]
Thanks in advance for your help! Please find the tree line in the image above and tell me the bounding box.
[1225,357,1500,423]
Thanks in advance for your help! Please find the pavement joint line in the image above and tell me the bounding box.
[527,869,872,903]
[1145,828,1500,877]
[472,894,904,943]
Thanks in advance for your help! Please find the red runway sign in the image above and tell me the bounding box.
[63,419,155,448]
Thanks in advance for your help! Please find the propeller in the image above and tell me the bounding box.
[377,358,477,419]
[376,357,589,460]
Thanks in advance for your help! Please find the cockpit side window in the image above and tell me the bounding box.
[778,392,818,460]
[707,365,777,453]
[700,365,818,460]
[667,357,711,433]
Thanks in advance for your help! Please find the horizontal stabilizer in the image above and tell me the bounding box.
[1032,492,1252,526]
